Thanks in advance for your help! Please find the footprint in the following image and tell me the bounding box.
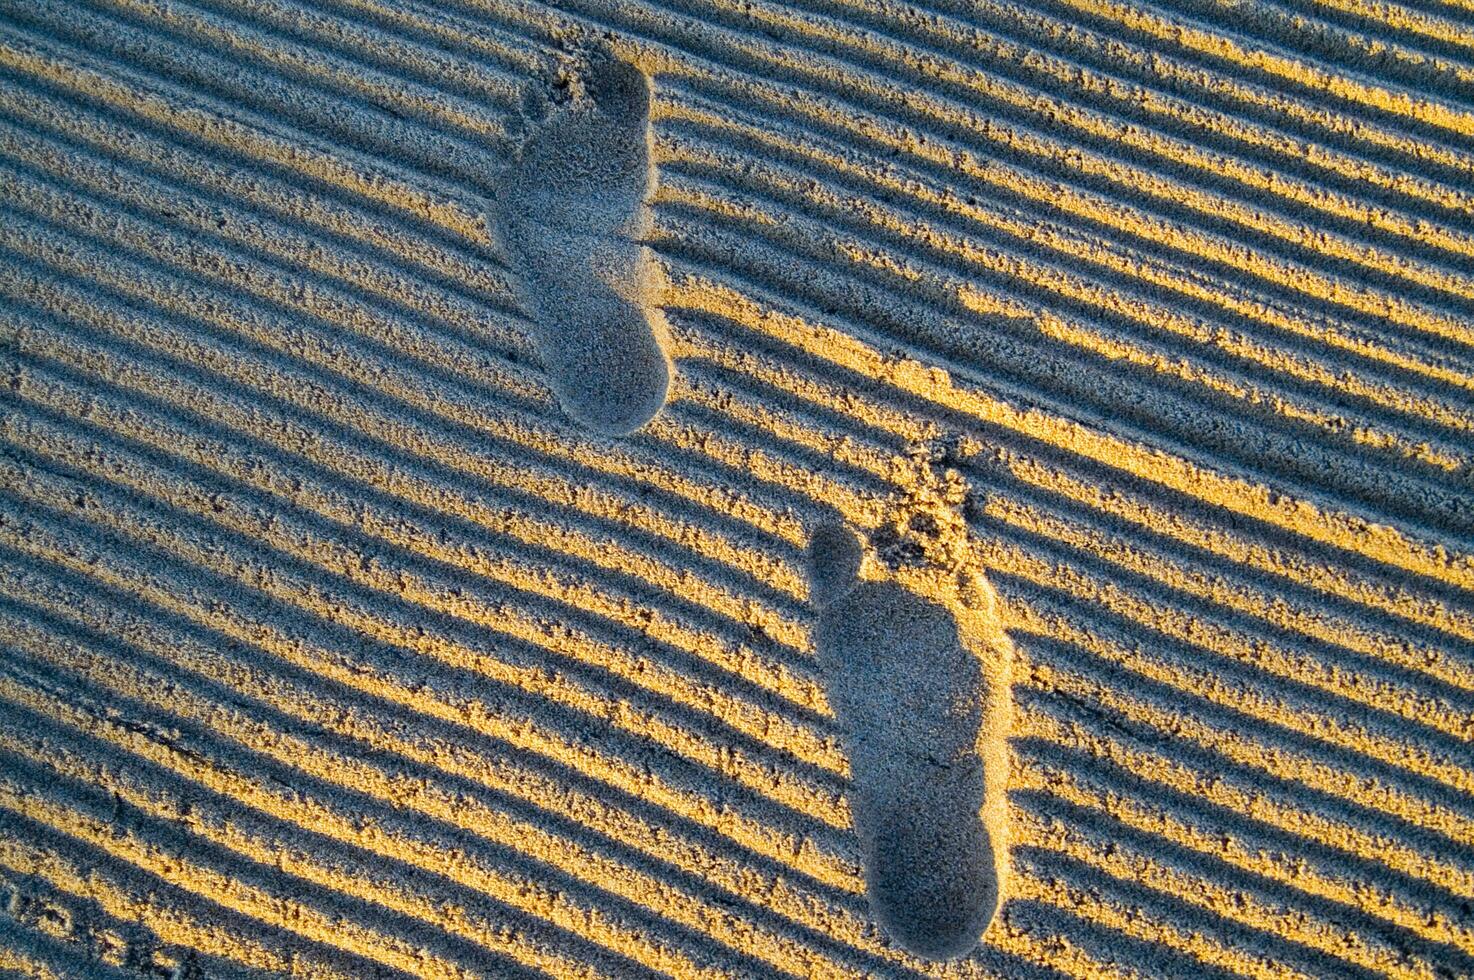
[808,517,1012,960]
[497,49,671,437]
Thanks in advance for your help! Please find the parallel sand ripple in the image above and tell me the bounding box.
[1,0,1473,976]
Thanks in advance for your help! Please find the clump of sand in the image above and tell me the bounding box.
[873,439,975,576]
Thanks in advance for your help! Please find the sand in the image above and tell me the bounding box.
[1,0,1472,976]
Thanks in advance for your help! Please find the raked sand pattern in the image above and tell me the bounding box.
[0,0,1473,976]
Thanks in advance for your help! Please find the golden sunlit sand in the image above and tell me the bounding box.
[1,0,1472,976]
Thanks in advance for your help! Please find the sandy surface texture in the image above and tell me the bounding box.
[1,0,1473,977]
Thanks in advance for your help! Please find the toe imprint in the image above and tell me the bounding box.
[498,51,671,437]
[808,521,1012,960]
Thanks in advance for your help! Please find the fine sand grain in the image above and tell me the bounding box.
[2,0,1474,976]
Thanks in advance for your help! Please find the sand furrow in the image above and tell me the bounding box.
[529,333,1474,847]
[672,324,1474,660]
[664,316,1474,753]
[654,89,1474,392]
[0,283,821,708]
[660,350,1474,847]
[0,740,595,980]
[283,0,1474,360]
[779,0,1474,212]
[84,0,519,144]
[0,377,832,757]
[0,280,805,646]
[521,0,1474,351]
[664,0,1474,276]
[668,274,1474,593]
[0,124,533,365]
[663,334,1474,717]
[536,0,1474,316]
[1047,0,1474,140]
[0,518,864,892]
[989,538,1474,768]
[1173,0,1474,92]
[0,745,624,980]
[37,0,1474,371]
[655,174,1474,503]
[0,27,493,243]
[1018,634,1474,847]
[0,205,805,589]
[974,483,1474,680]
[0,823,376,979]
[1012,807,1423,978]
[659,145,1474,454]
[3,1,511,199]
[0,581,924,975]
[1300,0,1474,54]
[1018,700,1474,899]
[1009,855,1309,980]
[1011,760,1474,962]
[0,850,278,980]
[657,116,1474,427]
[947,0,1474,183]
[185,0,530,106]
[0,83,521,300]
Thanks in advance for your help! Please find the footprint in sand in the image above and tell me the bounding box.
[807,485,1012,960]
[497,49,670,437]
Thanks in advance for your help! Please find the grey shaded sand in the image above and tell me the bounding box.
[809,523,1011,960]
[498,51,670,437]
